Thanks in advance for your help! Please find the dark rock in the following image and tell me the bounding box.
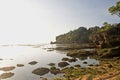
[47,49,54,52]
[50,67,60,75]
[0,58,3,60]
[17,64,24,67]
[88,64,94,66]
[0,66,15,71]
[83,61,87,64]
[68,58,77,62]
[32,67,49,76]
[67,52,78,57]
[67,50,96,57]
[100,46,120,58]
[28,61,38,65]
[0,72,14,79]
[40,77,48,80]
[74,64,81,67]
[58,62,69,67]
[48,63,55,66]
[62,57,69,61]
[50,66,56,70]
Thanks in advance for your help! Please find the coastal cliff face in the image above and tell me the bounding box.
[89,23,120,48]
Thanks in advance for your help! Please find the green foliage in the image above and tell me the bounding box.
[88,26,100,33]
[109,1,120,17]
[97,22,112,33]
[56,27,90,44]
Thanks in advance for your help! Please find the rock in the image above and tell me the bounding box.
[50,66,56,70]
[74,64,81,67]
[67,50,96,57]
[32,67,49,76]
[17,64,24,67]
[0,58,3,60]
[99,46,120,58]
[0,72,14,79]
[109,46,120,57]
[28,61,38,65]
[68,58,77,62]
[50,67,60,75]
[62,57,69,61]
[67,52,78,57]
[40,77,48,80]
[58,62,69,67]
[0,66,15,71]
[83,61,87,64]
[88,64,94,66]
[48,63,55,66]
[10,59,13,60]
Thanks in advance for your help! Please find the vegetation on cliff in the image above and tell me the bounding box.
[56,26,102,44]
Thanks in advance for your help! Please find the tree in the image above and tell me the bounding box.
[108,1,120,17]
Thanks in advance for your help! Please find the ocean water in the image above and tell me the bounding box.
[0,44,99,80]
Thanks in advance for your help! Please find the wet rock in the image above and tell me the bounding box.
[17,64,24,67]
[50,67,60,75]
[10,59,13,60]
[88,64,94,66]
[0,72,14,79]
[48,63,55,66]
[58,62,69,67]
[40,77,48,80]
[67,50,96,57]
[74,64,81,67]
[67,52,78,57]
[47,49,54,52]
[0,66,15,71]
[68,58,77,62]
[28,61,38,65]
[32,67,49,76]
[62,57,69,61]
[83,61,87,64]
[0,58,3,60]
[99,46,120,58]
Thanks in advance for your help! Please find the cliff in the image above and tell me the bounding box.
[89,23,120,48]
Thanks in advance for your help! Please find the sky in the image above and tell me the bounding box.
[0,0,120,44]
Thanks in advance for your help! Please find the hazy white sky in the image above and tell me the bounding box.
[0,0,119,44]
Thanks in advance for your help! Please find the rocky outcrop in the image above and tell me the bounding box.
[90,23,120,48]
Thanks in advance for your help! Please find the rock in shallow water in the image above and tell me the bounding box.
[50,67,60,75]
[17,64,24,67]
[0,72,14,79]
[0,66,15,71]
[58,62,69,67]
[32,67,49,76]
[28,61,38,65]
[48,63,55,66]
[62,57,69,61]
